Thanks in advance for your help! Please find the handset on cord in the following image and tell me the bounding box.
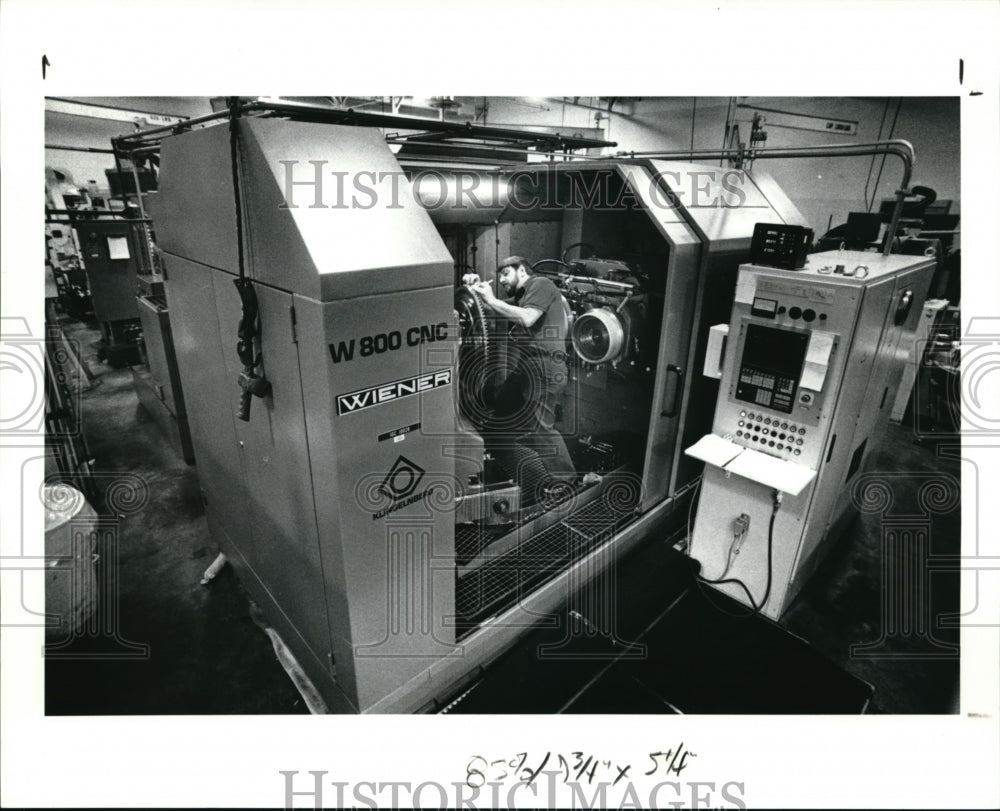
[234,278,271,422]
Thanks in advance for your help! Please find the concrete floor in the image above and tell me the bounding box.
[45,315,960,714]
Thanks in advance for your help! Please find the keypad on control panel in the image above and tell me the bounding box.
[735,410,807,457]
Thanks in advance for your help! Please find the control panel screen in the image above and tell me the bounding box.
[735,324,809,413]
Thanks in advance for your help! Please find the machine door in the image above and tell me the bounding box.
[580,164,705,511]
[136,294,176,409]
[641,227,702,508]
[162,255,251,545]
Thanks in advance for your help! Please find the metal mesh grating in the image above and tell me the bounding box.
[455,523,508,565]
[455,524,485,564]
[454,493,640,629]
[563,498,634,539]
[455,523,574,620]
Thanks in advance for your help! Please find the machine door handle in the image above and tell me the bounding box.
[137,295,167,314]
[660,364,685,418]
[894,289,914,325]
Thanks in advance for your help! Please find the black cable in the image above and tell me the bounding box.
[227,97,247,282]
[691,489,781,618]
[493,220,500,291]
[700,575,761,615]
[531,258,572,273]
[759,498,779,610]
[227,97,272,420]
[686,476,760,616]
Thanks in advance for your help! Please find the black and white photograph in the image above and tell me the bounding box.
[2,2,999,809]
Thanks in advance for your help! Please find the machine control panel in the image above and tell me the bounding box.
[733,323,808,414]
[712,271,857,467]
[691,250,936,619]
[724,320,829,462]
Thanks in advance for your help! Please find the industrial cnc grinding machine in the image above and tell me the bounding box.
[686,249,935,619]
[152,112,807,712]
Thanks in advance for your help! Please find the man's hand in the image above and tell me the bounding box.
[471,280,498,305]
[468,279,539,328]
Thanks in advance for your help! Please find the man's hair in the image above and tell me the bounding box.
[498,255,532,275]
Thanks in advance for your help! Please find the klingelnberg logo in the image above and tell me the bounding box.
[372,456,431,521]
[380,456,425,500]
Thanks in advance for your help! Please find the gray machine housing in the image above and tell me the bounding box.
[687,250,935,619]
[155,116,806,712]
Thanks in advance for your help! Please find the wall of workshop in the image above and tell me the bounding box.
[484,96,960,237]
[45,97,214,195]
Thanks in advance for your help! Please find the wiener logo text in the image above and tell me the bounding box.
[336,370,452,415]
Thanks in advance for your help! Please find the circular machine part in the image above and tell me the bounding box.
[454,286,494,427]
[572,307,626,364]
[455,286,489,355]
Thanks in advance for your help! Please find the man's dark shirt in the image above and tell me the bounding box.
[511,275,569,384]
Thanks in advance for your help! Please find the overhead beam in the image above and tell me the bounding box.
[46,97,187,127]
